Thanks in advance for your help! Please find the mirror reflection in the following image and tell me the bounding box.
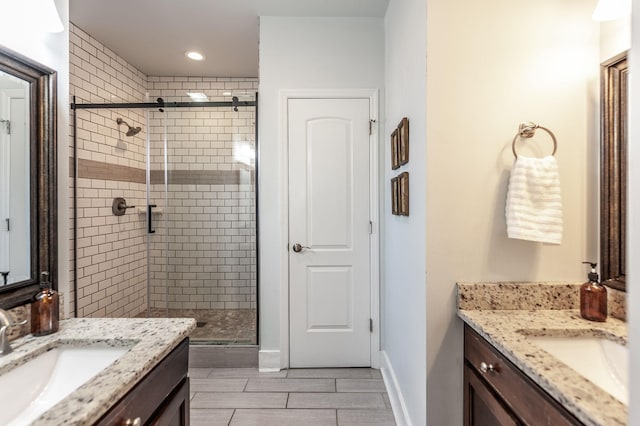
[601,52,628,292]
[0,69,30,286]
[0,46,56,306]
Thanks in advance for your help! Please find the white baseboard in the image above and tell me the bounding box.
[259,349,281,371]
[381,350,411,426]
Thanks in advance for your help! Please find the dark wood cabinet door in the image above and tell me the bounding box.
[464,364,519,426]
[96,339,190,426]
[150,377,190,426]
[463,326,583,426]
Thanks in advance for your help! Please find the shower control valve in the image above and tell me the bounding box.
[112,197,136,216]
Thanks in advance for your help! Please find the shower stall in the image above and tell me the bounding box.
[71,94,258,345]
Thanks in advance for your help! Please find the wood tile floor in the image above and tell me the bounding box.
[188,368,397,425]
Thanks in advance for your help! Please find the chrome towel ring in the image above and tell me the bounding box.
[512,121,557,158]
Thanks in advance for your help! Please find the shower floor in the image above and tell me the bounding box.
[137,308,256,345]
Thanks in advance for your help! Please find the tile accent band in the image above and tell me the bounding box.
[73,158,252,185]
[72,158,146,184]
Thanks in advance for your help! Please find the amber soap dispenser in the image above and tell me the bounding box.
[580,262,607,322]
[31,271,59,336]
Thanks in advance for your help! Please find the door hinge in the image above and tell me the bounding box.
[369,221,373,235]
[5,218,9,231]
[370,318,373,332]
[369,119,376,136]
[0,120,10,135]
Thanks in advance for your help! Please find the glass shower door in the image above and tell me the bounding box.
[145,108,169,319]
[145,102,257,345]
[71,94,257,343]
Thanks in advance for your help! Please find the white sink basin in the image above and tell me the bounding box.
[527,336,628,404]
[0,345,131,426]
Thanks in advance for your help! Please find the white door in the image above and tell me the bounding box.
[0,89,29,284]
[288,98,371,368]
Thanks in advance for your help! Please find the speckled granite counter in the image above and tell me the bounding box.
[458,281,627,320]
[458,282,627,426]
[0,317,196,425]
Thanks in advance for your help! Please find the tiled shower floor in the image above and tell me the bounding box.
[137,308,257,344]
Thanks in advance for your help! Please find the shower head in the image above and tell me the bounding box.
[116,117,142,136]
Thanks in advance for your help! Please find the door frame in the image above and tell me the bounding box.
[279,89,380,369]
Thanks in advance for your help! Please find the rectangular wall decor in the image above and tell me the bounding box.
[391,176,399,215]
[398,171,409,216]
[390,117,409,216]
[391,172,409,216]
[391,129,400,170]
[398,117,409,166]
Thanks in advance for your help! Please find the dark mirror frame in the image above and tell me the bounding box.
[0,46,57,309]
[600,51,627,292]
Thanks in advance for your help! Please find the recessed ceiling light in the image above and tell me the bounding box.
[185,51,205,61]
[187,92,209,102]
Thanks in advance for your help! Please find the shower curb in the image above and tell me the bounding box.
[189,345,259,368]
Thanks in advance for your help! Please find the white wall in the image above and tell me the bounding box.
[601,18,631,60]
[0,0,70,315]
[627,1,639,424]
[425,0,599,424]
[258,17,385,364]
[383,0,427,424]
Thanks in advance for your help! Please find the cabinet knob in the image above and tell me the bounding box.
[124,418,141,426]
[480,361,498,373]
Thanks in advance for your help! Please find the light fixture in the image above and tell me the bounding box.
[185,51,205,61]
[592,0,631,21]
[187,92,209,102]
[4,0,63,33]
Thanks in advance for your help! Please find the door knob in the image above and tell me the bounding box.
[292,243,309,253]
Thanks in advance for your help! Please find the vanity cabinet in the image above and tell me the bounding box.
[96,338,190,426]
[464,325,582,426]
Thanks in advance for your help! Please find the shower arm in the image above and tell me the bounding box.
[116,117,142,136]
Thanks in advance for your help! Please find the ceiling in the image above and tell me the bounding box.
[70,0,389,78]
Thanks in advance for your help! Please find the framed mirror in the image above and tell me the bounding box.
[600,51,627,291]
[0,46,57,308]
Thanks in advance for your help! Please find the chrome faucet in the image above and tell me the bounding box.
[0,309,26,356]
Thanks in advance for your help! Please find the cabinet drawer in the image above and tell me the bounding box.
[96,338,189,426]
[464,325,581,426]
[464,364,519,426]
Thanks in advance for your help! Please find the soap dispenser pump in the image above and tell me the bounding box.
[31,271,59,336]
[580,262,607,322]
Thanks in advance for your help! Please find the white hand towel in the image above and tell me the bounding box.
[506,155,563,244]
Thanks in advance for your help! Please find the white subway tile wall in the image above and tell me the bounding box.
[146,78,258,311]
[70,23,148,318]
[69,22,258,319]
[74,179,147,317]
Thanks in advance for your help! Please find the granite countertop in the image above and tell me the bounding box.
[457,282,628,426]
[0,317,196,425]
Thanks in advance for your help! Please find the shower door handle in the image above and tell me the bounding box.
[148,204,157,234]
